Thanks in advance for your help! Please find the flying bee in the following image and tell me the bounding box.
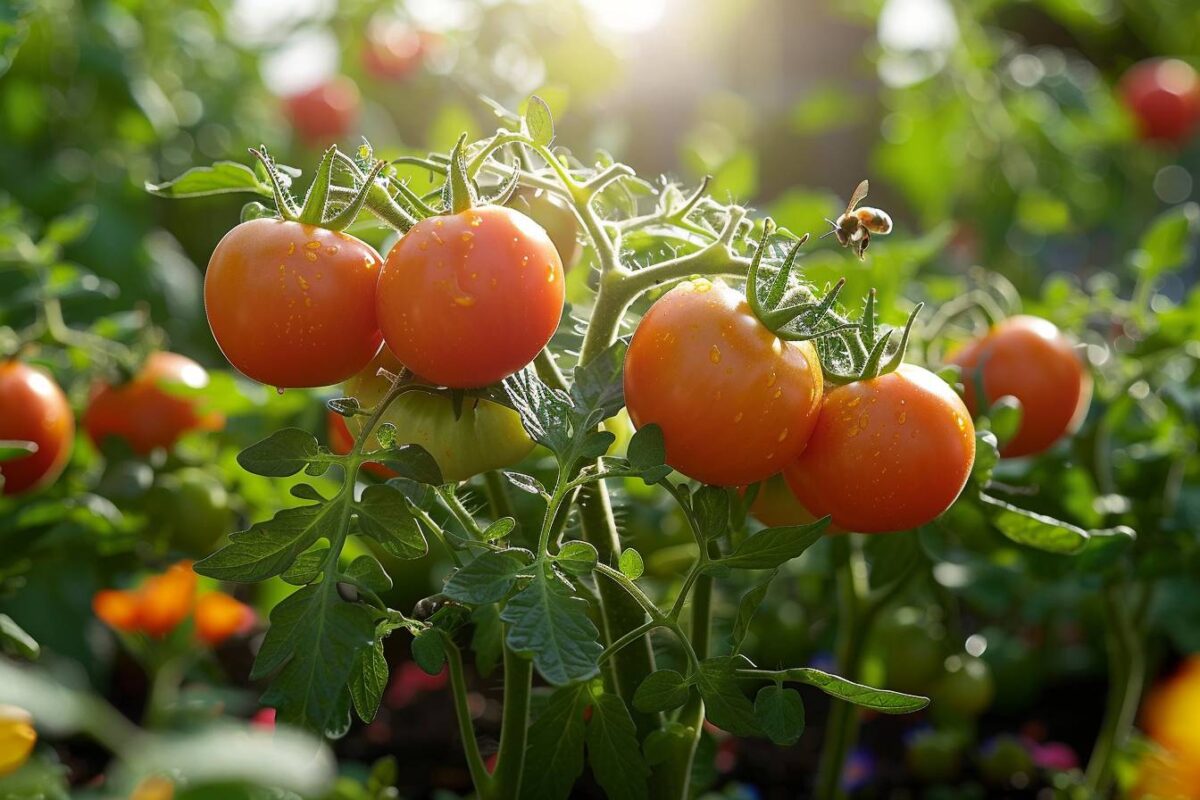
[823,179,893,259]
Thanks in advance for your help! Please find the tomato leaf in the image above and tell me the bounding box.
[555,541,599,576]
[1130,202,1199,281]
[345,555,392,593]
[503,470,547,496]
[753,685,805,745]
[696,657,759,736]
[0,440,36,462]
[523,95,555,147]
[633,669,691,714]
[146,161,273,198]
[626,424,667,480]
[731,571,776,655]
[349,640,388,723]
[237,428,321,477]
[504,369,574,455]
[254,582,376,737]
[693,486,732,541]
[519,684,589,800]
[501,567,602,686]
[709,519,828,570]
[483,516,516,541]
[197,501,340,582]
[443,549,534,604]
[281,547,330,586]
[979,493,1088,554]
[411,630,446,675]
[571,340,627,423]
[586,692,650,800]
[356,485,428,560]
[619,548,644,580]
[0,614,39,660]
[374,443,443,485]
[788,667,929,713]
[471,604,504,678]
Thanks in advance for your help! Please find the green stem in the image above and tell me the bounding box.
[489,638,533,800]
[815,536,868,800]
[444,638,491,795]
[1084,583,1147,796]
[483,471,515,521]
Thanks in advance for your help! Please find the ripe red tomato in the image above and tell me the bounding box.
[949,315,1090,458]
[785,364,975,533]
[1119,58,1200,145]
[283,76,360,146]
[336,347,535,482]
[362,19,424,81]
[0,361,74,496]
[206,219,384,389]
[376,205,564,388]
[507,188,581,269]
[623,278,823,487]
[84,352,223,455]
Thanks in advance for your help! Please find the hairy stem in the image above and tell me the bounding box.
[489,638,533,800]
[444,638,491,794]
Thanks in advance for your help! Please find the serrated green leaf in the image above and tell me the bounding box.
[731,571,776,655]
[411,630,446,675]
[356,484,427,559]
[556,541,598,576]
[501,568,602,686]
[484,516,516,541]
[693,486,731,541]
[587,693,649,800]
[619,548,644,580]
[281,547,330,586]
[374,443,443,485]
[254,583,376,736]
[633,669,690,714]
[790,667,928,713]
[443,549,533,603]
[146,161,272,198]
[753,686,805,745]
[696,657,758,736]
[979,493,1088,554]
[504,370,574,455]
[350,640,388,723]
[237,429,321,477]
[570,340,626,423]
[524,96,555,147]
[504,470,547,496]
[520,684,588,800]
[345,555,392,592]
[197,501,340,582]
[711,519,828,570]
[627,424,665,476]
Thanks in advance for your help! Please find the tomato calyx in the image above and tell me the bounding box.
[249,145,389,232]
[822,289,923,386]
[440,132,521,215]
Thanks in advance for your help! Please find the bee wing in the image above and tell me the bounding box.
[845,179,869,214]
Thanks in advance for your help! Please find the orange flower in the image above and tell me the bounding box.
[0,705,36,777]
[92,589,141,633]
[1135,655,1200,799]
[138,561,197,638]
[194,592,254,646]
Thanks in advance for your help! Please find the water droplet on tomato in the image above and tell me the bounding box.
[710,345,721,364]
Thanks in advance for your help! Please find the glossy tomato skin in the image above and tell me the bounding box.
[339,347,535,482]
[85,352,223,455]
[1119,59,1200,145]
[949,315,1090,458]
[624,278,823,487]
[507,188,581,269]
[785,364,975,534]
[0,361,74,496]
[376,205,564,388]
[206,219,384,389]
[283,76,360,146]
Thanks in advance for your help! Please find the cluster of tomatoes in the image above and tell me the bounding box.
[92,560,254,646]
[0,352,221,497]
[204,178,567,481]
[624,278,1089,534]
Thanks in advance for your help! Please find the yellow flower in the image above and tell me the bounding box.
[0,705,36,777]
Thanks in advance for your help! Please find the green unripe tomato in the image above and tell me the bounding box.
[343,348,535,483]
[978,735,1034,785]
[148,467,234,555]
[905,729,965,783]
[934,655,995,718]
[878,608,947,695]
[507,187,581,269]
